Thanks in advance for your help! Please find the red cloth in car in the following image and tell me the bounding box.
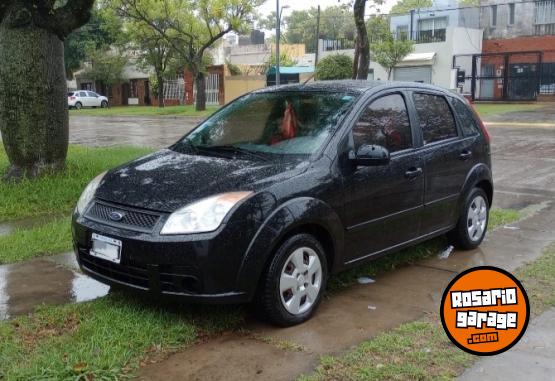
[271,102,298,145]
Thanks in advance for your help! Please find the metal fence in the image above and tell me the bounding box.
[193,73,220,106]
[453,51,555,101]
[163,77,185,105]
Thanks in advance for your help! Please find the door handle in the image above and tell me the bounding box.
[405,167,423,180]
[460,150,473,161]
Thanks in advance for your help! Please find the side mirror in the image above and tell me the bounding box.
[350,144,391,166]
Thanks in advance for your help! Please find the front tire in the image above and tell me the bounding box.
[448,188,489,250]
[101,100,108,108]
[255,234,328,326]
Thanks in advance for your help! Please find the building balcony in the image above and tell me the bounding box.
[392,29,447,44]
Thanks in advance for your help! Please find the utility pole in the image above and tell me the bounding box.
[276,0,281,86]
[314,5,321,74]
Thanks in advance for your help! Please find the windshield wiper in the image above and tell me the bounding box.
[173,139,198,155]
[197,145,270,162]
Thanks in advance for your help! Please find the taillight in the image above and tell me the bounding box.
[468,102,491,143]
[69,96,76,100]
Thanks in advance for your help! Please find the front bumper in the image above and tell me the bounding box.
[72,209,260,304]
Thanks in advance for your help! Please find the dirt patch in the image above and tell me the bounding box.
[136,333,316,381]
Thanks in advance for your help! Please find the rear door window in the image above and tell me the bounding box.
[353,93,413,153]
[413,93,458,144]
[78,91,87,97]
[451,98,480,137]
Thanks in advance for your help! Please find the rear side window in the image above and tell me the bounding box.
[78,91,87,97]
[353,93,412,153]
[413,93,458,144]
[451,98,480,137]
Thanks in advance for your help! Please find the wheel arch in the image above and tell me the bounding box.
[460,163,494,210]
[235,197,345,299]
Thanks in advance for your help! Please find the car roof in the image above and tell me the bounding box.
[253,80,458,98]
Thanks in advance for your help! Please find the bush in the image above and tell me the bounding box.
[316,54,353,80]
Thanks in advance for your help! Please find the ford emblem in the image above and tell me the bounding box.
[109,211,125,222]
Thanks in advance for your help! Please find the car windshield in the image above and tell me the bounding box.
[173,92,357,158]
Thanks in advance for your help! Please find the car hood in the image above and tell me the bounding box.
[95,149,309,212]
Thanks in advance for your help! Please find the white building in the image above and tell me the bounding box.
[318,4,483,91]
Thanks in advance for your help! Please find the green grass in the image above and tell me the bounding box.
[489,208,521,229]
[473,103,544,117]
[0,294,243,381]
[519,242,555,316]
[0,145,153,221]
[0,217,71,264]
[301,242,555,381]
[69,105,219,117]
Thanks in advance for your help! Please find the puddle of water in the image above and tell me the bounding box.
[0,256,110,321]
[0,214,63,237]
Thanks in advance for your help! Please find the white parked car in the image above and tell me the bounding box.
[68,91,109,109]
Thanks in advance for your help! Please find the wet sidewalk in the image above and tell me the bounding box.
[459,308,555,381]
[136,200,555,381]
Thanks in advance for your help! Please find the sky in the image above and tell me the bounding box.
[257,0,398,17]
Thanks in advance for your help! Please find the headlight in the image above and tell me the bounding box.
[160,192,253,235]
[76,172,107,215]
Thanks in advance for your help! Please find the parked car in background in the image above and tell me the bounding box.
[68,91,109,109]
[72,81,492,326]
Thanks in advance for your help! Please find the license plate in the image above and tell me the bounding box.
[90,233,122,264]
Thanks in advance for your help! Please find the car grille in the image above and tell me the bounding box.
[78,249,201,294]
[86,201,161,232]
[80,251,150,289]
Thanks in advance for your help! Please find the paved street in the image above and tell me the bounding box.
[69,115,203,148]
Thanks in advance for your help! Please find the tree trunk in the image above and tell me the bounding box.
[352,36,360,80]
[353,0,370,80]
[0,14,68,180]
[195,71,207,112]
[157,74,165,108]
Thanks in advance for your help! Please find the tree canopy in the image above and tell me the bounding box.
[64,4,124,78]
[391,0,433,14]
[370,30,414,80]
[316,54,353,80]
[258,6,356,53]
[114,0,260,110]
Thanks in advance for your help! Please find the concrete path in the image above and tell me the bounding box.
[459,308,555,381]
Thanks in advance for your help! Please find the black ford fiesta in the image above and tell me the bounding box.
[72,81,493,326]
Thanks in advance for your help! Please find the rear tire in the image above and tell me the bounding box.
[448,188,489,250]
[75,102,82,110]
[255,234,328,326]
